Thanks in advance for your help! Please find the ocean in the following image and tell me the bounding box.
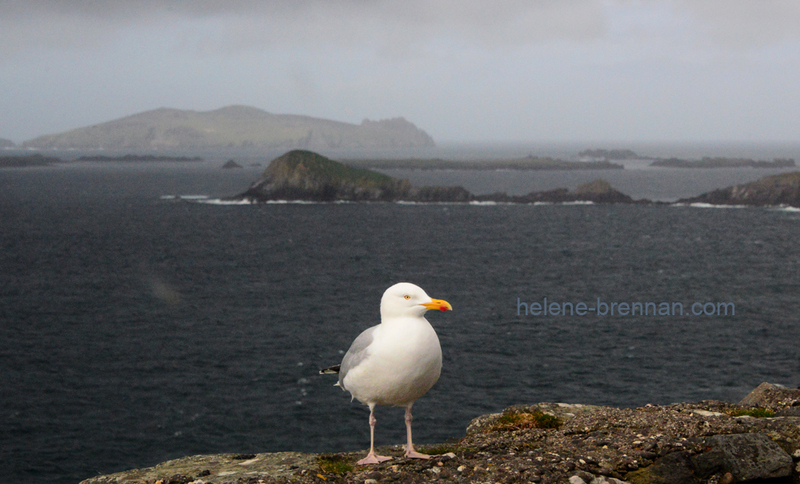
[1,148,800,483]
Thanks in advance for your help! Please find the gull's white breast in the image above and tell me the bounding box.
[342,317,442,406]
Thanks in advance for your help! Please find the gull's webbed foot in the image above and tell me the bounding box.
[356,452,392,465]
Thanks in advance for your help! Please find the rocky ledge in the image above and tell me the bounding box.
[82,383,800,484]
[679,172,800,208]
[232,151,637,204]
[473,179,636,205]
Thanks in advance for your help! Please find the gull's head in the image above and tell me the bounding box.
[380,282,453,320]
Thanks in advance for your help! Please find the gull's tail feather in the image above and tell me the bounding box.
[319,364,341,375]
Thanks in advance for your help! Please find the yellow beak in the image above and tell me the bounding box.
[423,298,453,311]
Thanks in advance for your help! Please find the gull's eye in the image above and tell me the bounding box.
[404,295,411,300]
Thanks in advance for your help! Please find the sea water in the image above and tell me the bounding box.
[1,157,800,483]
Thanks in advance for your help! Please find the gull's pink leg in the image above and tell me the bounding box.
[404,405,431,459]
[357,404,392,465]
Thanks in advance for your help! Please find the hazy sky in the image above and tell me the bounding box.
[2,0,799,144]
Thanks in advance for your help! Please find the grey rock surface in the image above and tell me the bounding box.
[80,383,800,484]
[702,433,793,481]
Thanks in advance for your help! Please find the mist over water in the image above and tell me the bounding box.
[432,141,800,161]
[2,142,800,484]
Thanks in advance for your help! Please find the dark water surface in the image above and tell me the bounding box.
[2,162,800,483]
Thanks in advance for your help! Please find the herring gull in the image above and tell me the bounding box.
[320,282,452,465]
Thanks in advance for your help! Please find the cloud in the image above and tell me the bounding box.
[673,0,800,48]
[3,0,800,142]
[0,0,608,58]
[4,0,799,59]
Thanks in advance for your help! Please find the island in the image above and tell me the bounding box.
[21,105,436,151]
[578,149,645,160]
[0,137,15,149]
[236,150,413,202]
[0,153,60,168]
[342,157,624,171]
[231,150,638,204]
[472,179,635,205]
[77,154,202,162]
[237,151,800,208]
[651,157,795,169]
[80,382,800,484]
[1,153,204,167]
[678,172,800,207]
[221,159,243,169]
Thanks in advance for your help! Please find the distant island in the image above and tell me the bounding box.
[578,148,646,160]
[1,153,202,167]
[77,154,202,162]
[21,105,436,151]
[232,150,636,204]
[0,154,60,168]
[576,149,798,170]
[0,138,15,149]
[342,156,623,171]
[652,157,795,169]
[221,159,243,169]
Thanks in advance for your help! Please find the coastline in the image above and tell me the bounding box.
[81,383,800,484]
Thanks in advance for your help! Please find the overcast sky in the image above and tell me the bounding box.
[1,0,799,144]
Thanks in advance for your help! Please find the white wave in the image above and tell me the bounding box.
[265,199,319,205]
[686,202,747,209]
[161,194,212,201]
[672,202,800,211]
[194,198,329,205]
[772,205,800,212]
[196,198,255,205]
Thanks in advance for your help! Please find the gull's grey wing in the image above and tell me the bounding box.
[338,325,377,389]
[319,365,340,375]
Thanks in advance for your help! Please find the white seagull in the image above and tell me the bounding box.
[320,282,452,465]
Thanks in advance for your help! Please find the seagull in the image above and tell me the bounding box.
[320,282,452,465]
